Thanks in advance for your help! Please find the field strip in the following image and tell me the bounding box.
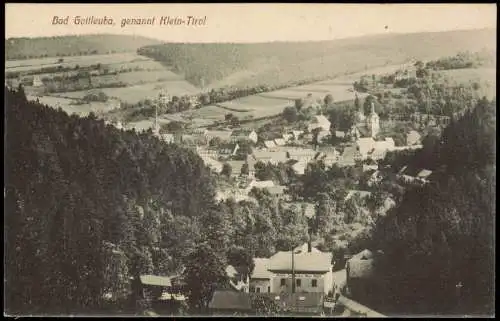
[214,104,253,113]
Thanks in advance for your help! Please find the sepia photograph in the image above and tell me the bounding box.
[4,3,496,317]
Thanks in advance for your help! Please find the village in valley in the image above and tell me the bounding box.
[5,4,496,318]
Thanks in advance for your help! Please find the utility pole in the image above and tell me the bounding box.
[291,245,295,294]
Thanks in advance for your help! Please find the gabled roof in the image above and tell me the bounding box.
[311,115,331,126]
[248,180,275,189]
[226,265,238,278]
[209,291,253,311]
[264,140,276,149]
[140,275,172,287]
[417,169,433,178]
[268,251,332,272]
[251,258,272,279]
[274,138,286,146]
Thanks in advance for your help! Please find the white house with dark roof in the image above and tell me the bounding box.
[249,258,273,293]
[267,246,334,295]
[308,115,331,132]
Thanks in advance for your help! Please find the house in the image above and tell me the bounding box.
[282,134,293,142]
[196,146,219,159]
[303,203,316,219]
[253,151,288,165]
[291,161,308,175]
[417,169,433,180]
[308,115,331,132]
[267,245,334,295]
[367,170,383,187]
[139,274,173,300]
[219,143,240,157]
[208,291,253,315]
[268,186,287,198]
[315,151,339,167]
[362,164,378,172]
[250,258,273,294]
[32,75,44,87]
[356,138,376,159]
[406,130,421,146]
[287,148,317,163]
[231,129,258,144]
[316,130,330,143]
[344,190,372,203]
[274,138,286,146]
[247,180,275,190]
[263,140,277,150]
[335,131,346,139]
[226,265,249,292]
[292,130,304,141]
[338,145,361,166]
[206,130,234,142]
[160,133,175,144]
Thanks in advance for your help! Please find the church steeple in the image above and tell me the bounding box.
[366,101,380,138]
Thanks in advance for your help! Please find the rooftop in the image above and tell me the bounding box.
[268,251,332,273]
[140,275,172,287]
[208,290,253,311]
[252,258,272,279]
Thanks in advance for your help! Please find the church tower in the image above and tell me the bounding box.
[366,102,380,138]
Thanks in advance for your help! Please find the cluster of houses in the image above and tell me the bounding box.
[207,241,385,316]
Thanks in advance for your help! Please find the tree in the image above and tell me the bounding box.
[227,246,255,280]
[241,163,249,176]
[221,163,232,178]
[283,106,298,123]
[183,243,229,312]
[324,94,334,108]
[294,98,304,111]
[209,136,222,147]
[165,121,184,133]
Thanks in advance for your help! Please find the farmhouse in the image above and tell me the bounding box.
[250,258,272,294]
[231,129,258,144]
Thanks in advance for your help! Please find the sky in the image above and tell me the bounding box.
[5,3,497,43]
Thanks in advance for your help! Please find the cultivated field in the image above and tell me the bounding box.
[6,53,148,71]
[438,68,496,99]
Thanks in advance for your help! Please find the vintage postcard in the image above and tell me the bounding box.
[4,3,496,317]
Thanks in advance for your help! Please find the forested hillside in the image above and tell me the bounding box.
[5,34,163,60]
[370,97,496,315]
[138,28,495,87]
[4,86,217,314]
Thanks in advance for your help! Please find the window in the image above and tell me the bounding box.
[312,279,318,287]
[256,287,261,293]
[280,279,286,286]
[249,287,255,293]
[296,279,301,287]
[268,286,271,293]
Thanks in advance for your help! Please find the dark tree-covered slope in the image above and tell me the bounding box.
[4,86,217,314]
[5,34,163,60]
[370,97,496,316]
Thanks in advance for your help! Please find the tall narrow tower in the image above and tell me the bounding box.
[366,102,380,138]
